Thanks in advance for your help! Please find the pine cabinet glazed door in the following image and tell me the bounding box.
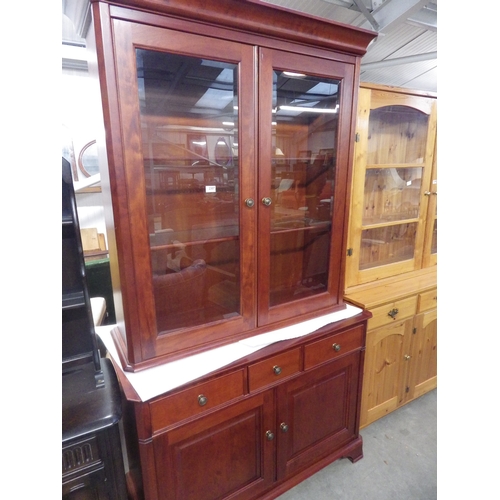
[346,85,437,288]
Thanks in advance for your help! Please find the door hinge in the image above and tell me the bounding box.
[413,327,417,334]
[347,248,353,256]
[405,386,410,393]
[355,132,360,142]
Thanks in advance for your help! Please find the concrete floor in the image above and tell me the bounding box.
[276,389,437,500]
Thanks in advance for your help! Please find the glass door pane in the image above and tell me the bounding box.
[359,105,429,272]
[269,71,340,307]
[137,49,241,333]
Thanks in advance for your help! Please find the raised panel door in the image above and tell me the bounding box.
[410,308,437,400]
[276,351,361,479]
[152,390,275,500]
[360,318,413,427]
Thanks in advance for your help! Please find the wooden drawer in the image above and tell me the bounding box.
[304,325,364,369]
[248,348,301,392]
[418,289,437,312]
[368,295,418,330]
[150,370,245,432]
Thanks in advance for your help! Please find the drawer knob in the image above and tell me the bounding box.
[262,197,273,207]
[245,198,255,208]
[332,343,341,352]
[265,430,275,441]
[388,308,399,319]
[273,365,282,375]
[280,422,289,433]
[198,394,208,406]
[404,355,411,361]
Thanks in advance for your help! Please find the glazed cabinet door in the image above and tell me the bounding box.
[346,87,437,287]
[101,18,257,364]
[93,5,363,367]
[151,391,275,500]
[360,318,413,427]
[422,143,437,268]
[275,351,362,479]
[257,48,356,325]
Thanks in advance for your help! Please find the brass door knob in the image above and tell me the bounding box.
[262,197,272,207]
[245,198,255,208]
[273,365,282,375]
[266,430,275,441]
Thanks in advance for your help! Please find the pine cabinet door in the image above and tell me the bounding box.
[360,318,413,427]
[410,308,437,400]
[346,86,437,287]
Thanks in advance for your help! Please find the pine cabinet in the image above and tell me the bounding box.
[345,268,436,428]
[88,0,375,370]
[346,83,437,288]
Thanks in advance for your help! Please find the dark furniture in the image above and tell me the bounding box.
[62,359,128,499]
[62,157,127,499]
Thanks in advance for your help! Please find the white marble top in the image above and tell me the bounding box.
[97,303,363,402]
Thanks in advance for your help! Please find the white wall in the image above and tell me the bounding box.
[62,66,108,246]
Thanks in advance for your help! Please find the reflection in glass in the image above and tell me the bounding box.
[359,223,417,270]
[269,71,340,306]
[78,140,99,177]
[367,106,429,164]
[362,167,422,225]
[136,49,240,333]
[431,220,437,254]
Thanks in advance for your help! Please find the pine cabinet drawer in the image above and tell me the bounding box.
[248,348,301,392]
[418,289,437,312]
[368,296,418,330]
[303,325,364,369]
[150,370,245,431]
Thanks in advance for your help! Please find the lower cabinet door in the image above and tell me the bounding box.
[410,308,437,399]
[360,318,413,427]
[152,390,275,500]
[276,351,361,479]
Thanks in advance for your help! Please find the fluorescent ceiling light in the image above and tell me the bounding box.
[279,105,338,114]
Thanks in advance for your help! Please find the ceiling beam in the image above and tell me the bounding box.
[361,51,437,70]
[352,0,379,30]
[359,0,431,32]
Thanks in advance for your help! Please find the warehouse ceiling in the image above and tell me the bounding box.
[62,0,437,93]
[260,0,437,93]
